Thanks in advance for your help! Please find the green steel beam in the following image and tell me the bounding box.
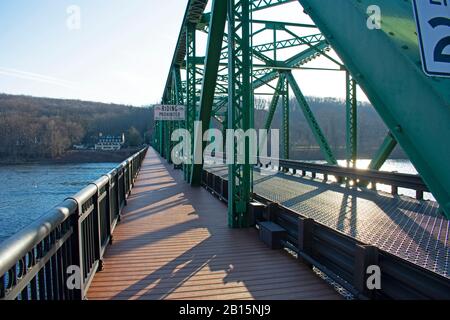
[252,40,330,88]
[284,27,343,67]
[257,74,284,156]
[286,71,337,165]
[185,22,197,182]
[162,0,208,103]
[346,71,357,168]
[252,33,325,53]
[282,73,289,159]
[252,0,295,11]
[297,0,450,218]
[369,132,397,171]
[263,75,283,131]
[227,0,253,228]
[190,0,228,186]
[212,42,331,116]
[174,66,184,165]
[251,19,317,29]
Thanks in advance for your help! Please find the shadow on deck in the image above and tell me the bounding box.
[87,148,341,300]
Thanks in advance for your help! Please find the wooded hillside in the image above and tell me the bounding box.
[0,94,153,161]
[0,93,404,163]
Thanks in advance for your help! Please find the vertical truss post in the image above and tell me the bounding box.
[174,66,184,167]
[165,75,177,164]
[154,121,160,152]
[222,114,227,161]
[159,120,164,156]
[282,72,289,159]
[285,71,337,165]
[346,71,357,168]
[185,22,197,182]
[227,0,253,228]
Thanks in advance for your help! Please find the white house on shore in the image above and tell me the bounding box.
[94,133,125,151]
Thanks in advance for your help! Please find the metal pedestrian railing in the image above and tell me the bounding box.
[0,147,148,300]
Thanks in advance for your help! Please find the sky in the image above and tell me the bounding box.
[0,0,367,106]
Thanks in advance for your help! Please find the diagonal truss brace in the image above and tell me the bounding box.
[285,71,337,165]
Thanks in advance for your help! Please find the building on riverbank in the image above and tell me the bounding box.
[94,133,125,151]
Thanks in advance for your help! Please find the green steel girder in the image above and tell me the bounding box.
[263,75,284,131]
[283,27,342,66]
[227,0,253,228]
[252,0,295,11]
[369,132,398,171]
[252,33,325,53]
[185,22,197,182]
[162,0,207,103]
[286,71,337,165]
[252,40,330,88]
[174,67,184,105]
[190,0,228,186]
[346,71,357,168]
[219,33,273,64]
[174,66,184,160]
[251,19,317,29]
[297,0,450,218]
[257,74,283,158]
[191,40,329,110]
[282,73,289,159]
[211,42,331,116]
[158,121,163,154]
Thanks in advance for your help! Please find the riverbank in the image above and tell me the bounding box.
[0,148,142,165]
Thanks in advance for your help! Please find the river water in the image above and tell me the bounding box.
[0,163,118,243]
[0,159,431,243]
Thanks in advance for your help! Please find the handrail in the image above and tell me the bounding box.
[209,152,430,200]
[0,199,77,279]
[0,147,148,300]
[258,156,429,200]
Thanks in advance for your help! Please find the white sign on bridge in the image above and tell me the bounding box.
[154,105,186,121]
[412,0,450,77]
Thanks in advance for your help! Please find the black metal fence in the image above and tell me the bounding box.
[0,147,148,300]
[201,169,450,300]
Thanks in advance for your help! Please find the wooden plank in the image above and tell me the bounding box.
[87,148,341,300]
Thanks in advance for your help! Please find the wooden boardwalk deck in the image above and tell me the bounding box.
[87,148,341,300]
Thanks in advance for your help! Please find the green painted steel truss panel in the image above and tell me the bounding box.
[297,0,450,218]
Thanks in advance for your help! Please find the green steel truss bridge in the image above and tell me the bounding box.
[150,0,450,297]
[155,0,450,222]
[1,0,449,301]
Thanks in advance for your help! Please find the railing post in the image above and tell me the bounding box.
[71,206,83,300]
[416,190,424,200]
[297,217,314,268]
[392,185,398,196]
[105,176,113,245]
[354,244,379,299]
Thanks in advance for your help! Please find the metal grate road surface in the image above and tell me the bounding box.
[205,165,449,279]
